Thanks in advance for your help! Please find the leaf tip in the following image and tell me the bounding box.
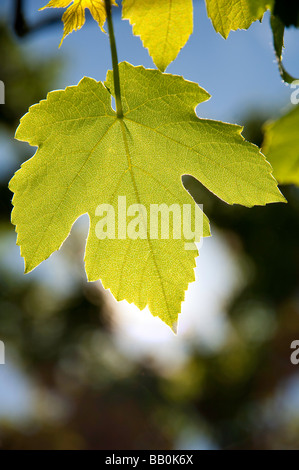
[24,263,33,275]
[276,190,288,204]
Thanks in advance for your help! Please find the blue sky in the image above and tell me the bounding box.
[13,0,299,124]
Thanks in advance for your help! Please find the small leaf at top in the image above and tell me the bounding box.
[270,14,298,84]
[205,0,273,38]
[122,0,193,71]
[40,0,117,46]
[263,105,299,185]
[273,0,299,27]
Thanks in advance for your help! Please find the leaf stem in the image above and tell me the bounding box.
[105,0,123,119]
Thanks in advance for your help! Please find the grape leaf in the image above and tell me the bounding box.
[122,0,193,71]
[40,0,117,46]
[9,63,285,329]
[205,0,273,38]
[263,105,299,185]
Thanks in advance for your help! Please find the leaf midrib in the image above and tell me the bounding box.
[118,118,173,322]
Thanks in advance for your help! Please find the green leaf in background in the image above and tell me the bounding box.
[122,0,193,71]
[9,63,285,328]
[205,0,272,38]
[270,14,298,84]
[263,105,299,185]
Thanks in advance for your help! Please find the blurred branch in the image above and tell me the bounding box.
[13,0,62,37]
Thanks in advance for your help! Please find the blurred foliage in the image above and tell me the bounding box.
[0,1,299,451]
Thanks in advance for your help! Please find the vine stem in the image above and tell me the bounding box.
[105,0,123,119]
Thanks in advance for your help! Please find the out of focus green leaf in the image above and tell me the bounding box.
[263,105,299,185]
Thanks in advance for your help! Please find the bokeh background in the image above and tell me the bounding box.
[0,0,299,450]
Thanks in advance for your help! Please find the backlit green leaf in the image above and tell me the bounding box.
[9,63,285,328]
